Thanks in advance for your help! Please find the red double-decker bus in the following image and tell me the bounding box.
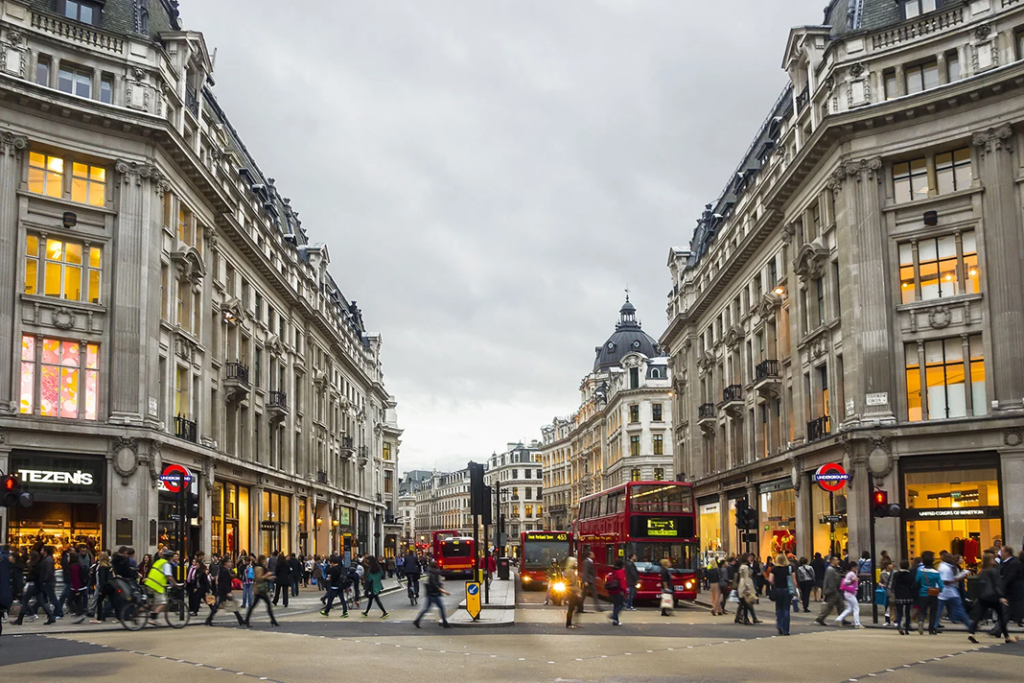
[519,530,573,590]
[432,530,475,578]
[576,481,698,605]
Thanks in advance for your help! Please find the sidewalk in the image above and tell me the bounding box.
[450,576,516,627]
[3,583,403,637]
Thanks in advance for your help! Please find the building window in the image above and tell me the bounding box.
[815,277,825,326]
[1017,27,1024,60]
[893,158,928,202]
[63,0,100,24]
[20,335,99,420]
[36,56,50,87]
[947,51,961,82]
[100,74,114,104]
[385,471,393,494]
[630,468,641,482]
[905,60,939,95]
[28,152,64,198]
[58,66,92,98]
[898,230,979,303]
[629,367,639,389]
[27,236,102,303]
[653,467,664,481]
[884,69,899,100]
[178,207,193,245]
[906,335,985,421]
[935,148,972,194]
[653,434,664,455]
[71,162,106,207]
[629,404,640,423]
[902,0,936,20]
[652,403,663,422]
[383,442,392,461]
[525,505,533,518]
[630,435,640,456]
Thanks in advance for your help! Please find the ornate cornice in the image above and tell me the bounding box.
[0,132,28,157]
[115,159,159,186]
[828,157,883,191]
[972,124,1013,156]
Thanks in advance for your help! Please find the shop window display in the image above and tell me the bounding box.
[810,481,848,558]
[261,490,292,556]
[759,487,796,559]
[903,465,1001,565]
[699,501,722,554]
[212,481,250,559]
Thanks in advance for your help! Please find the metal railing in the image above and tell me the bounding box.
[723,384,743,403]
[175,414,197,443]
[795,86,809,113]
[698,403,716,420]
[807,415,831,442]
[316,470,328,484]
[341,436,354,449]
[755,359,780,382]
[226,362,250,386]
[268,391,288,410]
[185,84,199,117]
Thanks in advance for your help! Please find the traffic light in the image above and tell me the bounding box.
[872,490,901,518]
[735,498,749,529]
[743,507,758,529]
[1,474,33,508]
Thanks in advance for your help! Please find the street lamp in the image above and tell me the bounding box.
[498,486,511,560]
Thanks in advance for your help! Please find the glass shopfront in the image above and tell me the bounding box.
[902,456,1002,566]
[157,466,200,557]
[758,480,796,561]
[698,497,722,555]
[298,497,308,556]
[211,481,250,559]
[6,451,105,562]
[725,490,744,554]
[260,490,292,556]
[810,474,849,558]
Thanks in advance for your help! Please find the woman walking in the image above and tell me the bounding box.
[90,552,114,623]
[14,550,55,626]
[969,552,1019,644]
[914,551,942,635]
[836,561,863,629]
[607,559,626,626]
[360,556,389,619]
[735,562,757,625]
[243,555,280,627]
[707,559,723,616]
[564,557,582,629]
[770,554,793,635]
[659,558,674,617]
[891,559,915,635]
[66,551,88,623]
[796,557,815,613]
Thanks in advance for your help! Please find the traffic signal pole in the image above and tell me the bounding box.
[869,473,878,625]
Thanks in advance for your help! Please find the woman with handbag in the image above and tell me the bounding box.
[769,554,793,635]
[969,551,1019,644]
[735,562,757,625]
[564,557,582,628]
[891,560,915,635]
[835,561,863,628]
[606,559,626,626]
[243,555,280,627]
[659,559,674,617]
[707,560,722,616]
[914,550,942,635]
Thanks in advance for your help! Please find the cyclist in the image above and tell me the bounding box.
[142,549,177,614]
[403,548,421,600]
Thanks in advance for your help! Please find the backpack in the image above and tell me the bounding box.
[797,565,814,583]
[345,567,359,589]
[604,573,620,593]
[245,566,255,582]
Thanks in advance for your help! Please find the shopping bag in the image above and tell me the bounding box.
[311,577,317,586]
[874,586,888,606]
[660,592,674,611]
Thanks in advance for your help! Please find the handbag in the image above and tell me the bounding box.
[874,586,888,606]
[660,592,674,610]
[204,594,216,606]
[927,587,941,597]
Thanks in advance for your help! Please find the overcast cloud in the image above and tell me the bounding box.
[185,0,824,473]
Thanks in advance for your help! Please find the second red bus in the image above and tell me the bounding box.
[519,530,573,590]
[432,530,475,578]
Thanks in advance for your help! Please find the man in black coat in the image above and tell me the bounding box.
[273,553,292,607]
[289,553,303,597]
[205,558,244,626]
[1000,546,1024,627]
[1,545,13,641]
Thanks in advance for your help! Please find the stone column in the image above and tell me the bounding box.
[830,158,896,425]
[1000,447,1024,553]
[110,160,158,425]
[0,134,28,414]
[794,465,812,559]
[973,125,1024,412]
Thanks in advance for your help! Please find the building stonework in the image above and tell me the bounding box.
[540,300,676,531]
[0,0,401,560]
[662,0,1024,563]
[485,443,542,558]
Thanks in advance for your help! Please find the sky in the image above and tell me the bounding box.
[185,0,826,474]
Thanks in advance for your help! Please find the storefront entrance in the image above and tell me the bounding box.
[212,481,250,559]
[810,472,848,558]
[697,496,722,556]
[6,451,105,559]
[260,490,292,556]
[901,455,1002,567]
[758,479,795,561]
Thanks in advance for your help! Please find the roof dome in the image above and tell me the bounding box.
[593,299,661,372]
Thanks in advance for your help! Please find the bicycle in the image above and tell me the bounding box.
[407,576,419,605]
[118,582,191,631]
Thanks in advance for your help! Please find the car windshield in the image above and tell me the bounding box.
[631,542,696,572]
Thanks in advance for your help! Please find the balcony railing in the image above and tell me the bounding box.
[755,359,780,382]
[316,470,328,484]
[268,391,288,410]
[341,436,354,450]
[871,7,963,50]
[698,403,716,420]
[226,362,250,386]
[31,12,124,54]
[185,84,199,117]
[795,86,809,113]
[723,384,743,403]
[807,415,831,442]
[175,414,197,443]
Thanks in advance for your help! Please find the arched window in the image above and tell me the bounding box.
[651,369,661,379]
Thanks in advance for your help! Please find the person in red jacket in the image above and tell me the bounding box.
[607,559,627,626]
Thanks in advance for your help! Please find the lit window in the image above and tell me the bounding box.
[178,207,193,245]
[630,435,640,456]
[71,162,106,207]
[630,468,641,482]
[525,505,533,518]
[905,61,939,95]
[22,335,99,420]
[28,152,64,198]
[898,230,978,303]
[893,158,928,203]
[629,404,639,423]
[383,442,392,460]
[654,467,664,481]
[906,335,984,421]
[653,434,664,455]
[935,148,972,194]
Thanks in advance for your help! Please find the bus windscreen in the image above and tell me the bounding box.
[441,541,471,557]
[522,540,570,569]
[629,485,694,514]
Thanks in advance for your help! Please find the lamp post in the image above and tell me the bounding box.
[498,486,510,559]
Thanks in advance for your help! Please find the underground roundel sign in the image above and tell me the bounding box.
[159,464,194,494]
[813,463,849,492]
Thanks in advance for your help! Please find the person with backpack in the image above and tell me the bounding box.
[914,550,943,635]
[240,556,255,609]
[360,556,389,619]
[243,555,280,627]
[403,549,421,600]
[320,556,350,617]
[413,560,450,628]
[606,559,626,626]
[796,557,815,613]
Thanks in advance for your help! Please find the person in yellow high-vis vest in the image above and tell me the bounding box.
[143,549,178,613]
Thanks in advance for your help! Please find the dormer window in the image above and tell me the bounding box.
[902,0,936,20]
[60,0,101,26]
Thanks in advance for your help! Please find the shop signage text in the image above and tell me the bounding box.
[813,463,850,492]
[903,507,1002,520]
[525,532,569,542]
[159,464,194,494]
[17,469,93,486]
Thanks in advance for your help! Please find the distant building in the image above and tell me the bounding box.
[485,443,542,558]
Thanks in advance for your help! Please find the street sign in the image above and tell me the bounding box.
[813,463,850,492]
[742,533,758,543]
[159,464,194,494]
[465,581,482,620]
[821,514,844,524]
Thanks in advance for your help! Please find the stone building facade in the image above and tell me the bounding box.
[661,0,1024,563]
[540,299,675,531]
[485,443,542,558]
[0,0,401,561]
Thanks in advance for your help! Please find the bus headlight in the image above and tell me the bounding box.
[635,582,642,589]
[523,576,531,583]
[685,581,694,590]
